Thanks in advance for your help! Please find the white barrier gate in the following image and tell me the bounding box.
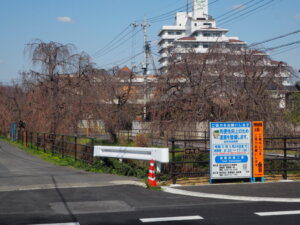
[93,146,169,172]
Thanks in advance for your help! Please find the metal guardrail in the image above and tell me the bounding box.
[94,146,169,163]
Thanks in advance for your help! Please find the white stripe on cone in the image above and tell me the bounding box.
[148,177,156,181]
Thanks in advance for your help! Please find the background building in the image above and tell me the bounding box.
[158,0,246,72]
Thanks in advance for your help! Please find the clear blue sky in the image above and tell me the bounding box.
[0,0,300,84]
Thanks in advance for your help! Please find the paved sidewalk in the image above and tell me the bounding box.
[174,181,300,198]
[163,181,300,202]
[0,140,141,192]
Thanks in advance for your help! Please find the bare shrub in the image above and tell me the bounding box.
[133,134,148,147]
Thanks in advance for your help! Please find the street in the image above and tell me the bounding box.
[1,140,300,225]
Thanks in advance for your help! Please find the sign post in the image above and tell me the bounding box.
[252,121,264,182]
[10,123,17,141]
[210,122,252,183]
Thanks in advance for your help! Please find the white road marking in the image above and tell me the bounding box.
[162,186,300,203]
[0,180,145,193]
[30,223,80,225]
[140,215,203,223]
[255,210,300,217]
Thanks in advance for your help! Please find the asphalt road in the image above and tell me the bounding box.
[1,140,300,225]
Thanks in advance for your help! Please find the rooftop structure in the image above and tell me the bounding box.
[158,0,246,72]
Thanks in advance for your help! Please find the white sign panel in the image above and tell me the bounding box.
[210,122,252,179]
[94,146,169,163]
[195,0,207,10]
[193,0,208,18]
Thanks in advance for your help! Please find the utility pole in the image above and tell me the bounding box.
[138,16,158,120]
[142,16,150,76]
[141,16,150,120]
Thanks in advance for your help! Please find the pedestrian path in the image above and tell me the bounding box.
[0,140,142,192]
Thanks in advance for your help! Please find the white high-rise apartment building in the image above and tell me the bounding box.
[158,0,246,72]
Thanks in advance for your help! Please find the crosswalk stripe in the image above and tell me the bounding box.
[255,210,300,216]
[140,215,204,223]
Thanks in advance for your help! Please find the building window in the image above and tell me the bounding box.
[203,44,210,48]
[213,33,221,37]
[176,31,182,35]
[204,23,212,27]
[194,23,197,27]
[203,32,211,37]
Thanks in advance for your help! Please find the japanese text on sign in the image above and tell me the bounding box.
[210,122,252,180]
[253,121,264,177]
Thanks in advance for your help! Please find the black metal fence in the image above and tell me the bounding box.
[16,129,95,164]
[3,126,300,184]
[169,136,300,184]
[265,137,300,179]
[79,128,208,147]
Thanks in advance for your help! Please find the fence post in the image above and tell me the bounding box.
[17,128,19,142]
[171,138,176,184]
[166,134,169,147]
[30,132,33,149]
[90,138,95,164]
[283,136,288,180]
[43,133,46,152]
[127,130,130,144]
[204,131,207,151]
[184,131,186,148]
[51,134,55,155]
[61,135,64,158]
[151,130,154,146]
[21,129,23,144]
[36,133,38,150]
[23,129,27,147]
[74,136,77,161]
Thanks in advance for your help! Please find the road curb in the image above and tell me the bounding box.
[162,186,300,202]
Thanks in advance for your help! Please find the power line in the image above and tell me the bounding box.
[215,0,257,20]
[218,0,272,25]
[148,5,191,23]
[218,0,277,26]
[93,28,135,58]
[93,25,131,57]
[147,3,189,22]
[138,0,182,22]
[94,28,142,59]
[250,29,300,47]
[272,44,300,56]
[98,51,144,69]
[93,0,223,64]
[147,0,220,24]
[265,40,300,51]
[131,23,139,70]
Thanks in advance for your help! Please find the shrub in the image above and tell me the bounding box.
[133,133,148,147]
[118,135,129,146]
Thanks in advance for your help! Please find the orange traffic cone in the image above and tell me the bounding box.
[148,159,157,187]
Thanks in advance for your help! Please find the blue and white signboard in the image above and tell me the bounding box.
[210,122,252,179]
